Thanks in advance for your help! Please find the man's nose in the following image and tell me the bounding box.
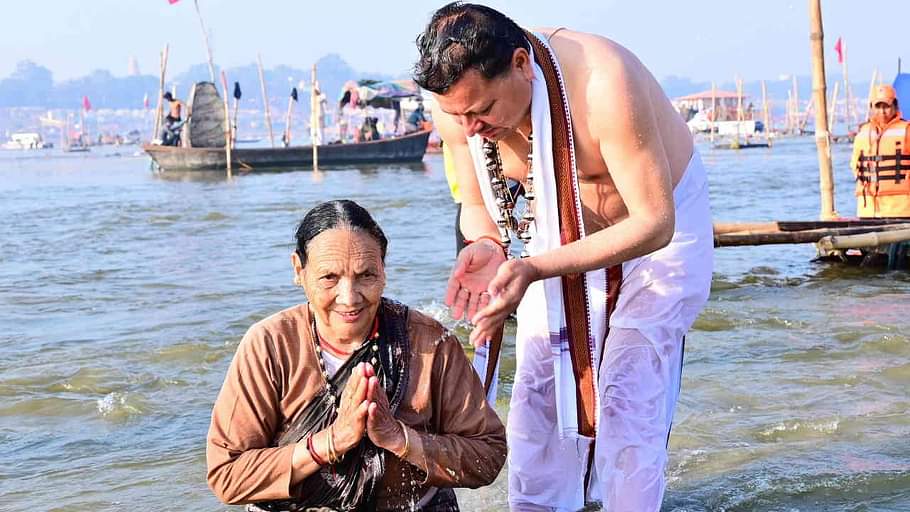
[460,115,483,137]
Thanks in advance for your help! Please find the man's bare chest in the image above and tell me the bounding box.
[493,137,629,231]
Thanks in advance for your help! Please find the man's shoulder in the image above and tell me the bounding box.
[539,28,637,89]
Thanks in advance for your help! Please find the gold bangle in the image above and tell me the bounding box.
[327,425,339,464]
[396,420,410,459]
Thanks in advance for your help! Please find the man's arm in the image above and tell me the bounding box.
[433,106,499,241]
[469,44,678,344]
[524,47,676,281]
[434,105,507,321]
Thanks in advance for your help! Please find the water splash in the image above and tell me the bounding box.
[96,392,145,421]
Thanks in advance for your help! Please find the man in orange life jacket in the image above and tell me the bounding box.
[851,85,910,218]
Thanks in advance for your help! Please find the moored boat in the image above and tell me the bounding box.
[144,80,431,172]
[144,128,430,172]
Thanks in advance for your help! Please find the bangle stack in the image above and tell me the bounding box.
[306,433,327,466]
[396,419,411,459]
[326,425,340,464]
[306,427,341,467]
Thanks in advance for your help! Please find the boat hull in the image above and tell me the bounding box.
[143,129,431,172]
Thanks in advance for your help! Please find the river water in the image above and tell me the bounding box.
[1,138,908,511]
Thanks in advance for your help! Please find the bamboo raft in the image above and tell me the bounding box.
[714,219,910,269]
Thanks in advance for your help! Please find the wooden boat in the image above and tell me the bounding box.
[144,129,431,172]
[144,81,430,172]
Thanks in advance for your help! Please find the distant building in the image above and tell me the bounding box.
[673,90,747,115]
[673,90,748,121]
[3,132,51,149]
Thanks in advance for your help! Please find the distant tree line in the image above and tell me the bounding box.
[1,57,863,112]
[0,54,399,110]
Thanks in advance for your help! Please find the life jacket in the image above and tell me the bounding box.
[852,116,910,217]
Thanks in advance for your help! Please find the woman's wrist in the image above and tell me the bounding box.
[385,421,411,459]
[328,423,355,456]
[306,433,328,466]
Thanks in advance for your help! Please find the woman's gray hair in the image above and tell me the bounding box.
[294,200,388,265]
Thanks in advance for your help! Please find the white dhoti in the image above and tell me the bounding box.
[465,31,713,512]
[507,150,713,511]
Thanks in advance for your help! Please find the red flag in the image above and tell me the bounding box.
[82,95,92,112]
[834,37,844,64]
[143,93,150,109]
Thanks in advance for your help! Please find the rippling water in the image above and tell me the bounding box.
[1,139,908,511]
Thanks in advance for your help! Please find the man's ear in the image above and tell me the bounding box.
[513,48,534,81]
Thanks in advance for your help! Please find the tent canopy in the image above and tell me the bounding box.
[339,79,421,110]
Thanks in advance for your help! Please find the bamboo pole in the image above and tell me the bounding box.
[792,75,800,135]
[818,228,910,251]
[828,81,839,132]
[714,221,780,235]
[808,0,837,220]
[866,68,878,120]
[193,0,217,83]
[79,106,87,146]
[786,89,793,134]
[761,79,771,142]
[220,70,232,178]
[152,44,169,142]
[800,97,815,132]
[310,64,320,172]
[710,81,716,143]
[714,218,909,236]
[841,39,854,130]
[231,85,239,148]
[256,54,275,148]
[283,89,296,147]
[736,76,743,145]
[182,83,196,148]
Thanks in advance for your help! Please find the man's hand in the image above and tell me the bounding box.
[468,257,538,347]
[445,239,507,321]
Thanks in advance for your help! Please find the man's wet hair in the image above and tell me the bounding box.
[163,92,174,101]
[413,2,529,94]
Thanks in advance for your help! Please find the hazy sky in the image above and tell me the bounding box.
[4,0,908,84]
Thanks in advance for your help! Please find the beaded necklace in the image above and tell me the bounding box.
[310,312,381,406]
[481,132,536,258]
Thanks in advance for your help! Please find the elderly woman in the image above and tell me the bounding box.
[207,200,506,511]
